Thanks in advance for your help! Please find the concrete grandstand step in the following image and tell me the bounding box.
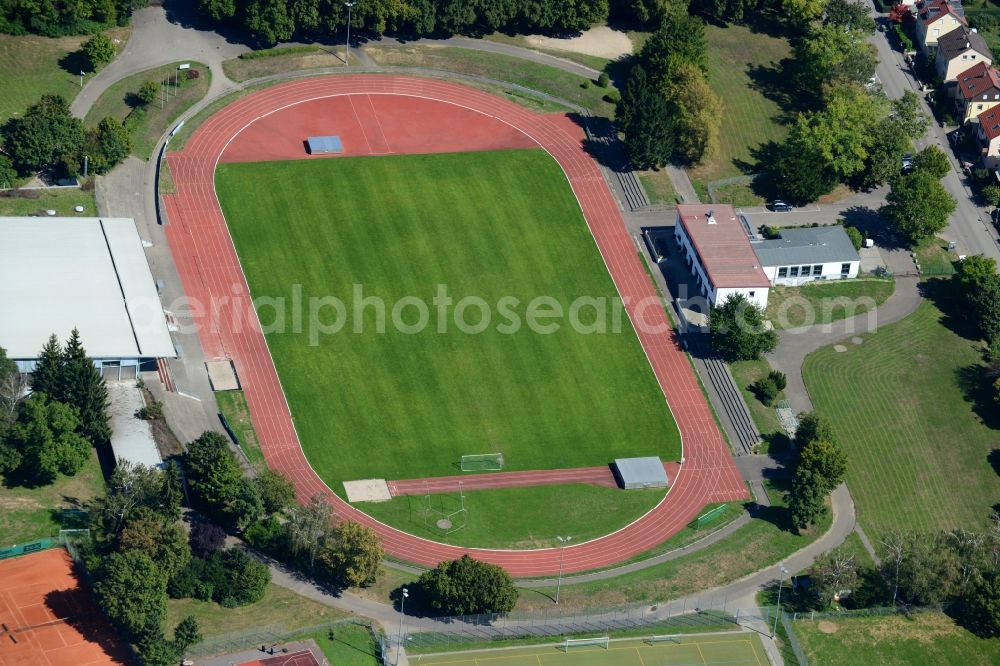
[702,356,761,456]
[617,170,651,210]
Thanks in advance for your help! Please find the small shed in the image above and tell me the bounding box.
[613,457,669,490]
[306,135,343,155]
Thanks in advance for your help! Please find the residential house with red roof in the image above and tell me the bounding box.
[976,106,1000,168]
[915,0,967,54]
[953,61,1000,122]
[935,26,992,82]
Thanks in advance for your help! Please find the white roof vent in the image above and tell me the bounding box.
[707,209,716,225]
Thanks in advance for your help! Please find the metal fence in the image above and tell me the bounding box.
[405,607,740,652]
[186,618,388,663]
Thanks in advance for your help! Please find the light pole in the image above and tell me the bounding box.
[79,70,85,88]
[344,2,354,67]
[395,587,408,665]
[83,155,88,178]
[771,563,788,638]
[555,535,571,604]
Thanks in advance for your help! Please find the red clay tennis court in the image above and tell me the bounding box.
[240,649,321,666]
[0,548,128,666]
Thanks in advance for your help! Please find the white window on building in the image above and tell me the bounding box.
[841,263,851,275]
[789,266,799,277]
[812,265,823,276]
[778,267,788,278]
[800,265,811,276]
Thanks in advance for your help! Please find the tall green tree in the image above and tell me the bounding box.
[31,334,64,399]
[709,293,778,362]
[664,62,721,164]
[119,508,192,582]
[86,117,131,174]
[287,493,332,570]
[61,328,111,442]
[964,572,1000,637]
[912,145,951,179]
[94,550,168,640]
[2,95,85,175]
[82,34,117,70]
[255,468,296,515]
[794,24,878,99]
[786,432,847,530]
[184,431,245,518]
[639,11,707,84]
[624,83,675,169]
[417,555,518,615]
[824,0,876,33]
[0,345,24,438]
[880,170,957,243]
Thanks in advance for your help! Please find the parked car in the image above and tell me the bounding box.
[768,200,793,212]
[902,153,915,172]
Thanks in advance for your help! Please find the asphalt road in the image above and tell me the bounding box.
[868,2,1000,261]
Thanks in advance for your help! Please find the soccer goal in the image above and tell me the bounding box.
[460,452,504,472]
[646,634,681,645]
[562,636,609,652]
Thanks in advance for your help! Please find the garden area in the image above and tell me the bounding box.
[765,278,895,330]
[0,187,97,216]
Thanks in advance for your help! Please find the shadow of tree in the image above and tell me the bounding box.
[918,278,981,341]
[955,364,1000,430]
[43,588,131,661]
[58,50,90,78]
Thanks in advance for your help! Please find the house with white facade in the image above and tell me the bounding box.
[975,105,1000,168]
[915,0,967,55]
[751,227,861,287]
[674,204,771,310]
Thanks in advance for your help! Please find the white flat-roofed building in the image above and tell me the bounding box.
[752,226,861,287]
[0,217,175,376]
[674,204,771,310]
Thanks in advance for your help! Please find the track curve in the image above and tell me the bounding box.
[163,74,746,577]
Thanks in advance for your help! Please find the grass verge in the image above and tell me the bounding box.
[223,48,358,82]
[638,169,677,205]
[802,299,1000,542]
[0,449,104,545]
[216,390,265,467]
[83,61,211,159]
[729,358,789,454]
[216,150,680,492]
[765,278,895,330]
[914,236,958,276]
[363,45,616,116]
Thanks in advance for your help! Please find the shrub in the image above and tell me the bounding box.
[581,79,591,89]
[767,370,787,392]
[243,516,289,557]
[597,71,610,87]
[137,81,159,106]
[135,400,163,420]
[603,89,621,104]
[752,376,780,406]
[82,34,117,70]
[845,225,864,250]
[239,45,320,60]
[760,225,781,239]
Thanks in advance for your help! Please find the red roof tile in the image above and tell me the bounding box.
[978,106,1000,140]
[675,204,770,289]
[918,0,965,27]
[956,62,1000,100]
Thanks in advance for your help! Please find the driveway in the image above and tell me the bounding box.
[71,3,245,118]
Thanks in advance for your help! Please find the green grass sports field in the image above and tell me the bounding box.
[411,634,767,666]
[216,149,680,492]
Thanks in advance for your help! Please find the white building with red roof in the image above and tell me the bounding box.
[674,204,770,310]
[976,106,1000,168]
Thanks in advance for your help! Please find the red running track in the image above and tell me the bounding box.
[163,74,747,577]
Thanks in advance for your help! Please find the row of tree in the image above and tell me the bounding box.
[796,522,1000,637]
[0,333,110,486]
[1,95,131,183]
[616,10,721,168]
[199,0,610,46]
[0,0,145,36]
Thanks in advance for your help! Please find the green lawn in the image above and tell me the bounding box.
[0,449,104,545]
[84,61,211,159]
[216,150,679,496]
[802,301,1000,542]
[637,169,677,205]
[794,611,1000,665]
[216,390,265,467]
[0,188,97,216]
[295,624,380,665]
[0,33,85,123]
[355,485,664,549]
[765,278,895,330]
[689,23,791,183]
[364,45,616,117]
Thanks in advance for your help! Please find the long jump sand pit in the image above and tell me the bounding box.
[0,548,128,666]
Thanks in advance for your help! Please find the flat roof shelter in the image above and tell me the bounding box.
[306,135,343,155]
[614,456,669,490]
[0,217,175,371]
